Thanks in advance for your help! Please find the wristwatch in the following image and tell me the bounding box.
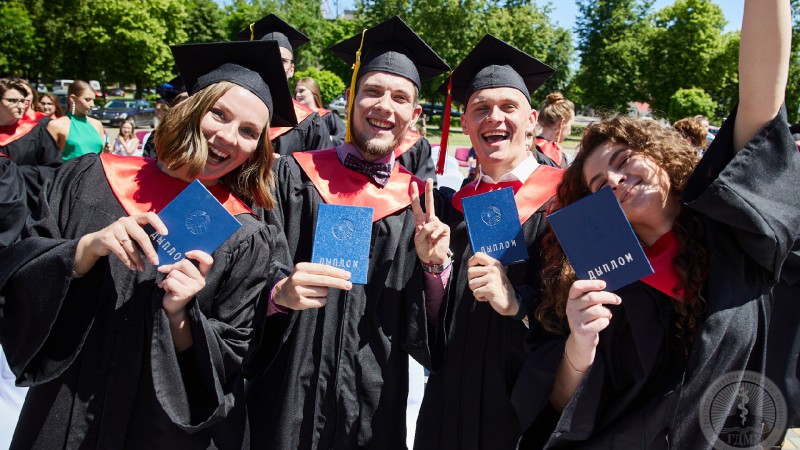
[421,249,454,274]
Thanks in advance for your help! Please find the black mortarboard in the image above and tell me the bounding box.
[170,40,296,128]
[160,76,186,104]
[330,16,449,90]
[235,14,309,55]
[440,34,555,104]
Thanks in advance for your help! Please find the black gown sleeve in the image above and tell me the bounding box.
[151,218,277,431]
[6,126,62,214]
[0,156,104,385]
[0,157,27,248]
[243,157,302,379]
[273,113,332,156]
[397,137,436,185]
[325,113,346,147]
[683,105,800,279]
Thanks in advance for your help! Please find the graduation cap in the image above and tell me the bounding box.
[330,16,450,142]
[330,16,449,90]
[430,34,555,174]
[159,76,186,104]
[235,14,310,55]
[439,34,554,105]
[170,40,297,128]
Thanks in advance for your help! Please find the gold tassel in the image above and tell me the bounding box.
[345,29,367,143]
[249,23,255,41]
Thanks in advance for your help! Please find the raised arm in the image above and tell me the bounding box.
[734,0,792,152]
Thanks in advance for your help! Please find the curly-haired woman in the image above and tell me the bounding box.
[512,1,800,448]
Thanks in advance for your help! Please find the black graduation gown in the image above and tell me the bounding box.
[0,155,27,248]
[245,150,433,449]
[533,138,569,169]
[395,132,436,184]
[272,109,331,156]
[0,154,278,449]
[512,106,800,449]
[0,123,62,214]
[322,111,346,147]
[414,167,563,450]
[766,242,800,428]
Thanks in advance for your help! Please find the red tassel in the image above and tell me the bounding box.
[436,72,453,175]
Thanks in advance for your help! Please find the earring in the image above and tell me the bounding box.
[71,101,76,115]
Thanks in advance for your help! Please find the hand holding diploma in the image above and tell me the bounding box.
[274,263,353,310]
[467,252,518,317]
[73,212,166,277]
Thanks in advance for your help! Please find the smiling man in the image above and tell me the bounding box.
[413,35,564,450]
[244,17,451,449]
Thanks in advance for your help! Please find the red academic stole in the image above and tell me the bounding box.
[641,231,684,300]
[394,130,422,158]
[536,137,564,166]
[20,111,47,124]
[0,121,37,147]
[269,100,316,141]
[317,108,331,117]
[99,153,254,216]
[452,165,564,224]
[293,148,424,222]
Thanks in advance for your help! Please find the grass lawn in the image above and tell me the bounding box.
[425,127,580,159]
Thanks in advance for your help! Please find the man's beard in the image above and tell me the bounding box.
[351,121,405,159]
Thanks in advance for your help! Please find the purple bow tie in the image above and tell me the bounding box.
[343,153,392,186]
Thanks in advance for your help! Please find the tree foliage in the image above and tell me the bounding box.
[572,0,653,113]
[786,0,800,124]
[642,0,732,115]
[668,87,716,122]
[0,1,37,77]
[355,0,572,105]
[292,67,346,105]
[185,0,228,43]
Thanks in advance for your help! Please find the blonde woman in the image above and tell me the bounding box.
[112,119,141,156]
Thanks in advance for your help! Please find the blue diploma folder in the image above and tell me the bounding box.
[461,187,528,265]
[311,203,373,284]
[546,186,653,291]
[145,180,241,265]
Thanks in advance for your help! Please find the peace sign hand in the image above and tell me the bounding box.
[411,178,450,265]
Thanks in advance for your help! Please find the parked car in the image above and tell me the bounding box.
[420,102,462,118]
[327,95,346,117]
[52,79,103,98]
[92,99,155,127]
[108,88,125,97]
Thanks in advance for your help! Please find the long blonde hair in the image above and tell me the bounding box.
[155,81,276,210]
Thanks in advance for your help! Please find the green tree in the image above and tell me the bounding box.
[293,67,346,105]
[316,18,360,86]
[185,0,227,43]
[668,87,716,122]
[0,1,37,77]
[642,0,732,115]
[353,0,572,107]
[786,0,800,124]
[92,0,188,97]
[573,0,653,113]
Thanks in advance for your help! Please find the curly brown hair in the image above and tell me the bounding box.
[536,116,708,351]
[673,116,707,149]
